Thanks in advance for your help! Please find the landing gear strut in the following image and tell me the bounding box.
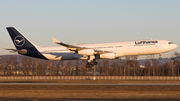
[86,55,98,68]
[158,53,162,60]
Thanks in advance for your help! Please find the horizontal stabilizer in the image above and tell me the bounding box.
[4,48,27,54]
[4,48,19,52]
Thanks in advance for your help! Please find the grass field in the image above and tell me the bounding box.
[1,80,180,101]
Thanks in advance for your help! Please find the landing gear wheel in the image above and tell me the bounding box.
[94,62,97,65]
[90,62,94,65]
[86,58,97,68]
[158,53,162,60]
[86,64,90,68]
[86,63,93,68]
[90,61,98,65]
[92,59,98,65]
[159,57,162,60]
[89,64,93,68]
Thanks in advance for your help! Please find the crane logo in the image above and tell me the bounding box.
[14,35,25,47]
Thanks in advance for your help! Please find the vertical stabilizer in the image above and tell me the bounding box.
[6,27,47,59]
[6,27,38,50]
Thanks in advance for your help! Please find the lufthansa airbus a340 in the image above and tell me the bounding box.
[5,27,177,68]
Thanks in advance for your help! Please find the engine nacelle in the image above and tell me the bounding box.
[18,49,28,54]
[100,53,115,59]
[78,49,94,55]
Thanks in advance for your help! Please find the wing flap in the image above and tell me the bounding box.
[4,48,27,54]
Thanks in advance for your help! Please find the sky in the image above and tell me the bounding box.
[0,0,180,59]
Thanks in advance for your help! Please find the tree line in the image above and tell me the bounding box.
[0,54,179,76]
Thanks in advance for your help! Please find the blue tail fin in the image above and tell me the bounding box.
[6,27,37,50]
[6,27,47,59]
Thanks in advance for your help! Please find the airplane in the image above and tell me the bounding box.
[5,27,178,68]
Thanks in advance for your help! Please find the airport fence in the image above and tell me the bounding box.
[0,76,180,80]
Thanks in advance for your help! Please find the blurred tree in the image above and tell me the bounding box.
[145,60,151,76]
[173,52,180,76]
[75,60,79,76]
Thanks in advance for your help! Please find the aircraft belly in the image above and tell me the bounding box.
[42,54,62,60]
[137,46,158,55]
[42,53,82,60]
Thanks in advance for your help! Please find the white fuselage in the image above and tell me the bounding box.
[36,39,177,60]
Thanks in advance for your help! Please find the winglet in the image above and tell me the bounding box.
[52,38,61,44]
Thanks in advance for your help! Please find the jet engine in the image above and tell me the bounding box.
[100,53,115,59]
[78,49,94,55]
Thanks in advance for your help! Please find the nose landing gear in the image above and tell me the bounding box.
[158,53,162,60]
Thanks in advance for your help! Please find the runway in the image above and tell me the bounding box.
[1,83,180,85]
[1,83,180,101]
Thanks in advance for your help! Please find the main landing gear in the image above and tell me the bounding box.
[158,53,162,60]
[86,55,98,68]
[86,59,97,68]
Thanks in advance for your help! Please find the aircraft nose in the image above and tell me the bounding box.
[174,44,178,49]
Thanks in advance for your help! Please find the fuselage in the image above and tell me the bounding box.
[36,39,177,60]
[6,27,178,68]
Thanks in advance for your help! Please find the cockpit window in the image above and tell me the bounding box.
[168,42,174,44]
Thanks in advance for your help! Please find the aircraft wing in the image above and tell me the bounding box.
[52,38,88,51]
[52,38,112,54]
